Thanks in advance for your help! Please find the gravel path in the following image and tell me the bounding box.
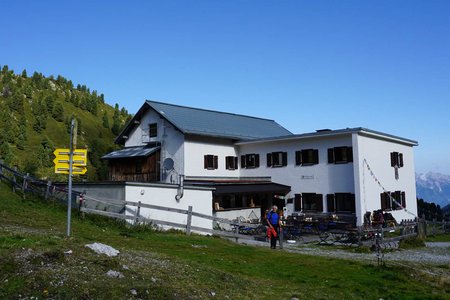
[284,242,450,265]
[238,237,450,265]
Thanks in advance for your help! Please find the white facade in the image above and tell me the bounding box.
[184,135,239,178]
[125,109,185,184]
[120,104,418,226]
[353,133,418,222]
[238,134,355,216]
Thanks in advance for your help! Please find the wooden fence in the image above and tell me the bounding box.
[80,199,279,246]
[0,160,80,205]
[2,160,448,248]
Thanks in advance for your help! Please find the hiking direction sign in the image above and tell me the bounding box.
[53,148,88,175]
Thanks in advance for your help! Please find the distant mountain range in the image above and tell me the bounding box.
[416,172,450,209]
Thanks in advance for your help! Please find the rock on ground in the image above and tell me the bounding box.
[85,243,120,257]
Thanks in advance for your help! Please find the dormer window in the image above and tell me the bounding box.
[149,123,158,138]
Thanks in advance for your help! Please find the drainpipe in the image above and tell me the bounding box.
[175,174,184,201]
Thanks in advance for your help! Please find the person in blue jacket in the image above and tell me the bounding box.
[266,205,281,249]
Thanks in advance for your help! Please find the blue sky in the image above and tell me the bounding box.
[1,1,449,174]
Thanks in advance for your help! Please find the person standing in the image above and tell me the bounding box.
[266,205,281,249]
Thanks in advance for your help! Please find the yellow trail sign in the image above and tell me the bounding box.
[53,148,88,174]
[55,166,87,175]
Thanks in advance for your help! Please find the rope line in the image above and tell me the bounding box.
[363,159,417,218]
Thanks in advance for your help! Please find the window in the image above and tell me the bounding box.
[390,152,404,167]
[380,191,406,211]
[303,193,323,212]
[294,193,323,212]
[328,147,353,164]
[267,151,287,167]
[225,156,238,170]
[241,154,260,169]
[204,154,218,170]
[149,123,158,138]
[327,193,356,213]
[295,149,319,166]
[390,152,404,180]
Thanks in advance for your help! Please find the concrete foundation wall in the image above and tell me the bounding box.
[125,182,214,233]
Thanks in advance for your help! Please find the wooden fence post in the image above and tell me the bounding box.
[186,205,193,235]
[432,218,437,236]
[12,167,17,193]
[21,173,29,199]
[135,201,141,225]
[234,221,239,243]
[45,180,52,200]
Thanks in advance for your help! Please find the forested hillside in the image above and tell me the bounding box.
[0,65,130,181]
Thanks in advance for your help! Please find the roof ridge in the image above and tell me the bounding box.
[146,99,277,122]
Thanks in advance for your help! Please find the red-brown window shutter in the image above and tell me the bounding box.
[282,152,288,166]
[295,151,302,165]
[313,149,319,164]
[328,148,334,163]
[213,156,218,169]
[267,153,272,167]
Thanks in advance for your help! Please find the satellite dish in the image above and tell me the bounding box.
[162,158,174,171]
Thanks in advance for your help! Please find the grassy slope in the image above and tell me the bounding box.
[0,69,123,181]
[19,95,117,181]
[0,182,449,300]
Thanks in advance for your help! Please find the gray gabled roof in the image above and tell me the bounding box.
[102,146,160,160]
[115,100,292,144]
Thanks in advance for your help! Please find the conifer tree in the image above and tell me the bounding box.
[52,102,64,122]
[0,142,13,165]
[45,95,54,113]
[16,133,26,150]
[8,93,24,114]
[102,111,110,128]
[111,104,121,135]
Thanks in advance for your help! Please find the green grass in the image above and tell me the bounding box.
[426,233,450,243]
[0,182,449,299]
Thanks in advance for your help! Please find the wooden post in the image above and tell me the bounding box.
[135,201,141,225]
[417,214,427,239]
[234,221,239,243]
[81,196,86,219]
[186,205,193,235]
[45,180,52,200]
[432,218,436,236]
[12,167,17,193]
[21,173,29,199]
